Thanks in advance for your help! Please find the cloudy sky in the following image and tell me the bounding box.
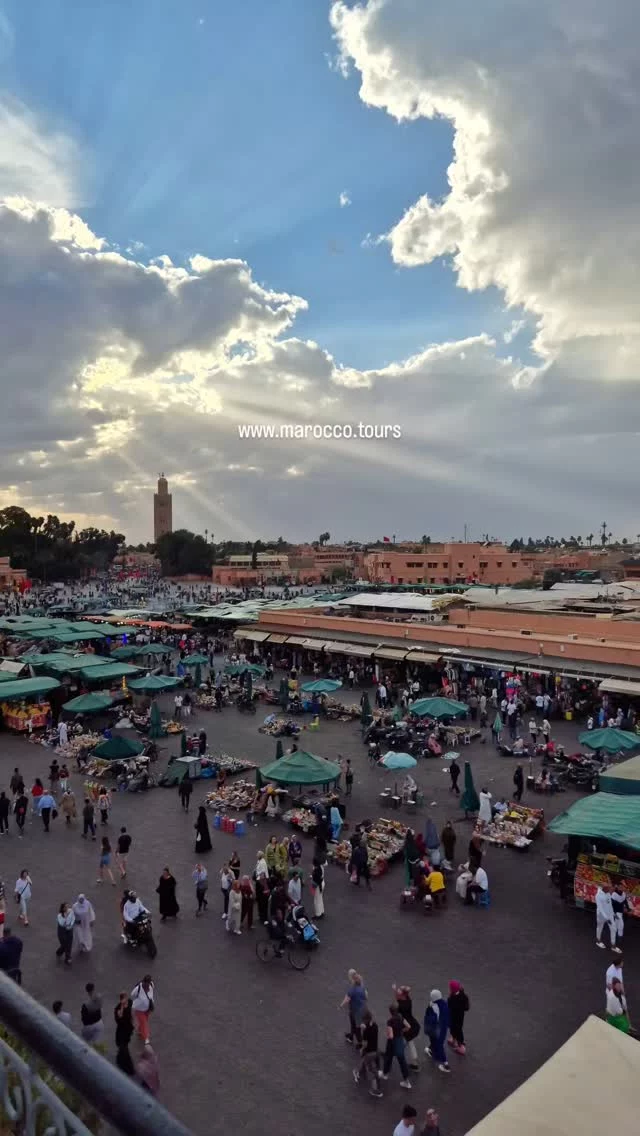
[1,0,638,544]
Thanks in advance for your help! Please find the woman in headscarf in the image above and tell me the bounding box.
[265,835,279,875]
[403,830,421,886]
[239,876,254,930]
[392,983,421,1070]
[311,857,325,918]
[226,880,242,935]
[447,980,470,1054]
[478,787,493,826]
[330,802,343,842]
[275,838,289,878]
[441,821,457,870]
[156,867,179,921]
[254,850,268,880]
[194,806,212,853]
[423,990,450,1073]
[72,894,95,954]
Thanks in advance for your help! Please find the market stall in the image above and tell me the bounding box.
[327,817,408,876]
[475,802,544,849]
[549,791,640,917]
[204,779,258,812]
[0,675,60,731]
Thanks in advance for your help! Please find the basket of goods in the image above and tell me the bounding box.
[282,807,318,834]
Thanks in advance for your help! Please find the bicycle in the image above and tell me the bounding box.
[255,937,311,971]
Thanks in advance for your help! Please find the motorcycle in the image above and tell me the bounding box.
[121,913,157,958]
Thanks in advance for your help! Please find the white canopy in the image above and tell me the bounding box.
[466,1015,640,1136]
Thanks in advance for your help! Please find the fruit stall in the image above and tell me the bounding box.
[1,700,51,731]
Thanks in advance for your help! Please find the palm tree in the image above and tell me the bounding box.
[587,533,594,547]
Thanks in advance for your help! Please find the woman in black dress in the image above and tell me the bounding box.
[156,867,179,921]
[194,806,212,853]
[114,992,135,1076]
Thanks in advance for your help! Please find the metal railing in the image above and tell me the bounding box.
[0,973,192,1135]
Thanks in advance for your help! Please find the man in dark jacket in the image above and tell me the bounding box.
[449,758,460,795]
[0,926,23,984]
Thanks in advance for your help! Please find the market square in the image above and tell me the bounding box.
[1,642,637,1136]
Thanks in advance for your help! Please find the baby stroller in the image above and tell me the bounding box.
[287,904,320,948]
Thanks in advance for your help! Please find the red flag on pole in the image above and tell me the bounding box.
[382,536,391,543]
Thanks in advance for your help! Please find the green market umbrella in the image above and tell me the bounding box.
[410,696,468,719]
[93,736,145,760]
[128,675,181,693]
[578,727,640,755]
[258,749,341,789]
[275,739,284,760]
[279,678,289,709]
[134,643,167,657]
[62,692,113,714]
[300,678,343,694]
[148,700,165,739]
[460,761,480,817]
[194,662,202,688]
[183,653,208,666]
[381,751,417,770]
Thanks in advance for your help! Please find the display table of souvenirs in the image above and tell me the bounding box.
[475,802,544,849]
[258,716,302,737]
[204,779,257,812]
[327,817,408,876]
[282,807,318,833]
[54,731,102,761]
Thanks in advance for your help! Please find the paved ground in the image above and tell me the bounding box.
[0,683,637,1136]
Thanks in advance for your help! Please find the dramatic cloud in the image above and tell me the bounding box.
[2,2,640,541]
[339,190,352,207]
[331,0,640,375]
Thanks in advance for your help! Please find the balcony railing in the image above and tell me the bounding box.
[0,973,192,1135]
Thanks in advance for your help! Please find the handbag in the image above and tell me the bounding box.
[52,809,58,820]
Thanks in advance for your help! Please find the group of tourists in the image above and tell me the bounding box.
[343,968,470,1097]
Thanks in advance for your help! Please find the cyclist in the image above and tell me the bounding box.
[268,909,287,958]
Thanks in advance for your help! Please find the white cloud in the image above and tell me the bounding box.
[339,190,352,208]
[0,98,83,207]
[331,0,640,378]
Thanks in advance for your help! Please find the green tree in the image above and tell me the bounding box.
[318,531,330,546]
[155,530,214,576]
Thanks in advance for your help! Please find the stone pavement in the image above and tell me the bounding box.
[0,691,636,1136]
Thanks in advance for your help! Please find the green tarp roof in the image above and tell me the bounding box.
[599,755,640,796]
[259,749,341,787]
[28,654,110,674]
[81,663,140,682]
[52,630,109,643]
[110,646,139,661]
[0,676,60,700]
[548,793,640,851]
